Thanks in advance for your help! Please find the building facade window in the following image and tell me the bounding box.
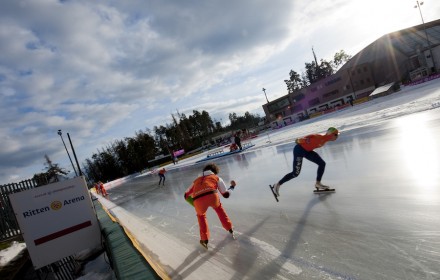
[323,89,339,98]
[410,56,421,69]
[325,77,341,86]
[294,93,305,101]
[267,97,290,112]
[308,97,320,106]
[293,104,303,111]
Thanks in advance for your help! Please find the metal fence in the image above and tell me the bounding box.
[37,255,80,280]
[0,177,48,241]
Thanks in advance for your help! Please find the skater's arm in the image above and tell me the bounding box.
[296,134,314,144]
[228,180,236,191]
[296,134,329,150]
[295,136,309,145]
[218,178,237,198]
[217,177,228,193]
[217,177,232,198]
[184,184,194,199]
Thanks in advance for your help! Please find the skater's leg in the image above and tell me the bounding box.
[304,151,326,181]
[279,145,304,185]
[194,195,214,241]
[159,174,165,185]
[213,203,233,231]
[273,145,304,196]
[196,213,209,241]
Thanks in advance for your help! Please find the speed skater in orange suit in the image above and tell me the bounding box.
[184,163,236,249]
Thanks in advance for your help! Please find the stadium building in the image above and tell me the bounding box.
[263,19,440,128]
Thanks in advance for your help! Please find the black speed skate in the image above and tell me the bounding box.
[200,240,208,249]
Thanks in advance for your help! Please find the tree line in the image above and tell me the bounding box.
[284,50,351,93]
[82,110,262,183]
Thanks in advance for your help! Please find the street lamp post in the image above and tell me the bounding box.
[414,1,436,73]
[262,88,269,103]
[57,129,78,176]
[67,132,83,176]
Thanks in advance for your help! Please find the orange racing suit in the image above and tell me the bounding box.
[184,171,233,241]
[296,134,334,151]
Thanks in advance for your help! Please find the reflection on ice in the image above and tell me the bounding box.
[398,114,439,190]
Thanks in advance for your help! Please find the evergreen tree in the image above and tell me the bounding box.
[286,50,351,90]
[33,155,68,185]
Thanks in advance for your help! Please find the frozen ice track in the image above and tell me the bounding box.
[98,80,440,279]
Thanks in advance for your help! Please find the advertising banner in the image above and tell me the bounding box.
[173,149,185,157]
[9,176,101,269]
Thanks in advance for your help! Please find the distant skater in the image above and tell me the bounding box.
[158,168,166,186]
[94,183,101,195]
[98,181,108,196]
[184,163,236,249]
[234,133,242,150]
[272,127,339,197]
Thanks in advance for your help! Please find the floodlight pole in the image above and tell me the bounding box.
[414,1,436,72]
[57,130,78,176]
[262,88,269,103]
[67,133,83,176]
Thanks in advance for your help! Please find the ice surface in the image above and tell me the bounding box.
[98,79,440,280]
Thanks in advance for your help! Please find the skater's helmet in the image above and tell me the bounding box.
[326,127,339,136]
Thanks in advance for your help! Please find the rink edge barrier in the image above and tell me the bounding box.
[93,198,169,280]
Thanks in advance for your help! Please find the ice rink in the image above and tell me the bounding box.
[97,79,440,280]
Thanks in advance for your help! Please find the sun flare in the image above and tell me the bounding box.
[398,114,439,189]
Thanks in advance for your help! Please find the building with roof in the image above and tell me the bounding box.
[263,19,440,128]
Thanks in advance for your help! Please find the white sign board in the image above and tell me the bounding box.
[9,176,101,269]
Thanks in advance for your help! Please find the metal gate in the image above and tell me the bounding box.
[0,177,49,241]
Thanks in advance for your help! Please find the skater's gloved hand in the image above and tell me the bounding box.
[222,191,230,198]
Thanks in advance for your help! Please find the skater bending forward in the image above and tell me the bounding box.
[184,163,236,249]
[158,168,166,186]
[272,127,339,197]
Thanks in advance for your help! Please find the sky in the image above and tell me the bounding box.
[1,0,440,185]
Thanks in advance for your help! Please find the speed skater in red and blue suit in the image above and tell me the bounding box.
[272,127,340,197]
